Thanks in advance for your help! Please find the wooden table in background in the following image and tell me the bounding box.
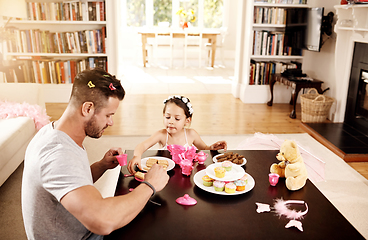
[138,30,220,67]
[267,74,324,119]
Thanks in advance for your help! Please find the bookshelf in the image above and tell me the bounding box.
[250,1,308,86]
[1,0,117,103]
[233,1,308,104]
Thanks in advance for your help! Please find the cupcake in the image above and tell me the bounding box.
[221,161,233,171]
[240,174,248,184]
[214,167,226,178]
[234,180,246,191]
[225,182,236,193]
[213,180,225,192]
[202,175,214,187]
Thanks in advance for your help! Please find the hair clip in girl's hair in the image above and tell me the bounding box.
[103,75,110,77]
[87,81,95,88]
[109,83,116,90]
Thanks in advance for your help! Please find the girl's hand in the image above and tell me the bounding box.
[210,141,227,151]
[127,156,143,174]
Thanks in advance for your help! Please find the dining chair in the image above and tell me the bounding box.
[184,29,203,68]
[153,27,174,68]
[205,27,228,67]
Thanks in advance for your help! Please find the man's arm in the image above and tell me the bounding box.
[61,164,169,235]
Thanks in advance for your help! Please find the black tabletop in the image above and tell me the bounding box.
[105,150,364,240]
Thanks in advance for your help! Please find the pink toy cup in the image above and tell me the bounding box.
[195,151,208,164]
[116,154,127,166]
[269,173,279,186]
[180,160,194,176]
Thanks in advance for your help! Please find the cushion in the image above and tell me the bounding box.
[0,117,36,171]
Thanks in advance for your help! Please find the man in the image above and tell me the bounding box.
[22,68,169,240]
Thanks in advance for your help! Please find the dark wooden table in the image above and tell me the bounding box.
[267,74,324,119]
[105,150,364,240]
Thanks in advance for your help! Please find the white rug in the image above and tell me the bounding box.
[84,133,368,238]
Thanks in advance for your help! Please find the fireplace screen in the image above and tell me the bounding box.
[356,70,368,118]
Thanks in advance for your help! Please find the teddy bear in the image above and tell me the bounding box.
[270,139,308,191]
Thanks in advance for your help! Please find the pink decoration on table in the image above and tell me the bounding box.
[184,145,197,161]
[176,194,197,206]
[179,154,194,176]
[167,144,186,164]
[0,101,50,131]
[116,154,127,166]
[269,173,279,186]
[195,151,207,164]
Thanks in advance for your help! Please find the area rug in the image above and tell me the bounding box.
[84,133,368,238]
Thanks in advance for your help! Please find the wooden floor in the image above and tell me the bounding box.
[46,94,368,180]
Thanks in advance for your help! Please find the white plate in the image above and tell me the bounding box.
[213,153,247,166]
[205,163,245,181]
[141,156,175,172]
[193,170,255,195]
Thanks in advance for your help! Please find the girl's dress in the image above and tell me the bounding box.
[161,128,190,150]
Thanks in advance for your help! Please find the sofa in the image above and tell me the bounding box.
[0,83,46,187]
[0,83,119,197]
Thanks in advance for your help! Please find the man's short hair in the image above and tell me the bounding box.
[70,68,125,112]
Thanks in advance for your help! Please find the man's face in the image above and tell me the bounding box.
[85,97,120,138]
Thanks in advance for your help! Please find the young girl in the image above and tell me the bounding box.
[127,95,227,173]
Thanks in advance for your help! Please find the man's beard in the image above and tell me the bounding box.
[85,115,107,139]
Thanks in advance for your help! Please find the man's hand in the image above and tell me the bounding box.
[101,147,123,170]
[144,164,169,192]
[91,147,123,182]
[210,141,227,151]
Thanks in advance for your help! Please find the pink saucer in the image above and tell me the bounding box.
[176,194,197,206]
[116,154,127,166]
[135,177,144,182]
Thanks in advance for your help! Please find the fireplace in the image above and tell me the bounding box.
[345,42,368,134]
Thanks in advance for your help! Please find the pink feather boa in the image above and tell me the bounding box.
[0,101,50,131]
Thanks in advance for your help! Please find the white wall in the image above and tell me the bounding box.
[302,0,340,120]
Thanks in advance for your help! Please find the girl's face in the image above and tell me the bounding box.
[163,103,191,134]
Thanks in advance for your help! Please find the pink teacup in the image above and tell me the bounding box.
[180,160,194,176]
[195,151,208,164]
[116,154,127,166]
[269,173,279,186]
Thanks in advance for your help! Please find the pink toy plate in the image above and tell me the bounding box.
[176,194,197,206]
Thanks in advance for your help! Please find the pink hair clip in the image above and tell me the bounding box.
[109,83,116,90]
[87,81,95,88]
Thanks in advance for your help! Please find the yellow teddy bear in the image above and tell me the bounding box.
[270,140,308,191]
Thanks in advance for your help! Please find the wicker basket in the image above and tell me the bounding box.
[301,88,335,123]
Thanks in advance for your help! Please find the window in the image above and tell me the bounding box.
[126,0,146,27]
[123,0,225,29]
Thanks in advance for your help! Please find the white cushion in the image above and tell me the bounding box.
[0,117,35,172]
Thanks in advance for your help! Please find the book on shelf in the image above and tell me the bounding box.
[6,28,106,54]
[254,7,286,25]
[252,30,286,56]
[249,60,300,85]
[10,57,108,84]
[26,1,105,21]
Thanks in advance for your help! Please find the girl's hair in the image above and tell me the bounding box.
[70,68,125,112]
[163,96,193,118]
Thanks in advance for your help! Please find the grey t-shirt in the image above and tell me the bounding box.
[22,122,98,240]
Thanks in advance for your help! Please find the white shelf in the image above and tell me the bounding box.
[251,55,303,60]
[253,3,309,8]
[8,20,107,25]
[6,53,108,58]
[253,23,286,28]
